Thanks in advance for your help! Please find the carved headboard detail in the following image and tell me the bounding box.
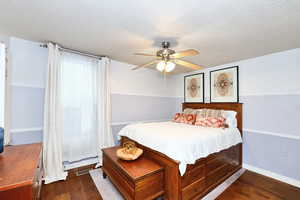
[182,103,243,135]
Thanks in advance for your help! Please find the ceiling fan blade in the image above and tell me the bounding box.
[170,49,199,59]
[131,60,159,70]
[174,59,203,70]
[134,53,156,57]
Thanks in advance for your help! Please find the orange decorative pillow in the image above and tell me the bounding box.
[172,113,183,123]
[182,113,197,125]
[172,113,196,125]
[195,117,227,128]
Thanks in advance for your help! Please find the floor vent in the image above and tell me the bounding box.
[76,168,90,176]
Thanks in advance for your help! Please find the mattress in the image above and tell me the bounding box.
[118,121,242,175]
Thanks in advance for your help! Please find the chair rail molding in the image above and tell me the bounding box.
[11,127,43,133]
[111,119,170,126]
[243,129,300,140]
[11,83,45,89]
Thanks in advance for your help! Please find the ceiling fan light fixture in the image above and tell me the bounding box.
[133,42,201,72]
[165,61,175,72]
[156,61,166,71]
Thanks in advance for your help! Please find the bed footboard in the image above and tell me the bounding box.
[121,137,242,200]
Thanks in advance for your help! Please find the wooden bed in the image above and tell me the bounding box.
[121,103,243,200]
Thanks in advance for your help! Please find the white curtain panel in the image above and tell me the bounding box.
[60,53,114,166]
[43,45,114,183]
[96,57,115,166]
[43,43,67,184]
[60,52,99,162]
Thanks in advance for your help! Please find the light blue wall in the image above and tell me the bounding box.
[240,94,300,180]
[243,131,300,180]
[241,95,300,135]
[11,86,45,129]
[9,86,45,145]
[10,92,178,145]
[111,94,178,144]
[10,130,43,145]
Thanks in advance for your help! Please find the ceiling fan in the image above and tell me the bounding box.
[132,41,203,72]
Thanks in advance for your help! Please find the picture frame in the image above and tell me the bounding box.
[184,73,204,103]
[210,66,239,103]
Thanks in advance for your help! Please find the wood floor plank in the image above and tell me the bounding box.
[53,193,71,200]
[80,174,103,200]
[217,181,282,200]
[237,171,300,200]
[65,176,87,200]
[42,174,102,200]
[41,169,300,200]
[217,171,300,200]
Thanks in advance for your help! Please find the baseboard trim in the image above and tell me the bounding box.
[64,157,98,170]
[243,163,300,188]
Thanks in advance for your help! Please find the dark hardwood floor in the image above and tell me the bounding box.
[41,174,102,200]
[41,170,300,200]
[217,171,300,200]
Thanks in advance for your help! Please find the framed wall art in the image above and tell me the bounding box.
[210,66,239,103]
[184,73,204,103]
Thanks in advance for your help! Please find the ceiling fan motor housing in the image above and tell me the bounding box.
[161,41,170,48]
[157,42,175,59]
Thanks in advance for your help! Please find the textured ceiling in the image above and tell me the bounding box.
[0,0,300,71]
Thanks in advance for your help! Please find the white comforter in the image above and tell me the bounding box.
[118,121,242,175]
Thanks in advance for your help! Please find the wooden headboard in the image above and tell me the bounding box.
[182,103,243,135]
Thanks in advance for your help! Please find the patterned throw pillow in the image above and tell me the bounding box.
[182,113,197,125]
[172,113,183,123]
[195,116,227,128]
[172,113,196,125]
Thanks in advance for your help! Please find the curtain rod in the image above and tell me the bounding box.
[40,43,104,60]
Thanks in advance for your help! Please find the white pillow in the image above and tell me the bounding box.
[223,111,237,128]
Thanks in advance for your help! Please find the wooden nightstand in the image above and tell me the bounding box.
[0,143,43,200]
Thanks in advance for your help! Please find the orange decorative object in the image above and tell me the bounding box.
[116,141,143,161]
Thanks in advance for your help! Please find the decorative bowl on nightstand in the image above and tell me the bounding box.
[116,141,143,161]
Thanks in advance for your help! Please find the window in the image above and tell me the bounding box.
[60,52,99,163]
